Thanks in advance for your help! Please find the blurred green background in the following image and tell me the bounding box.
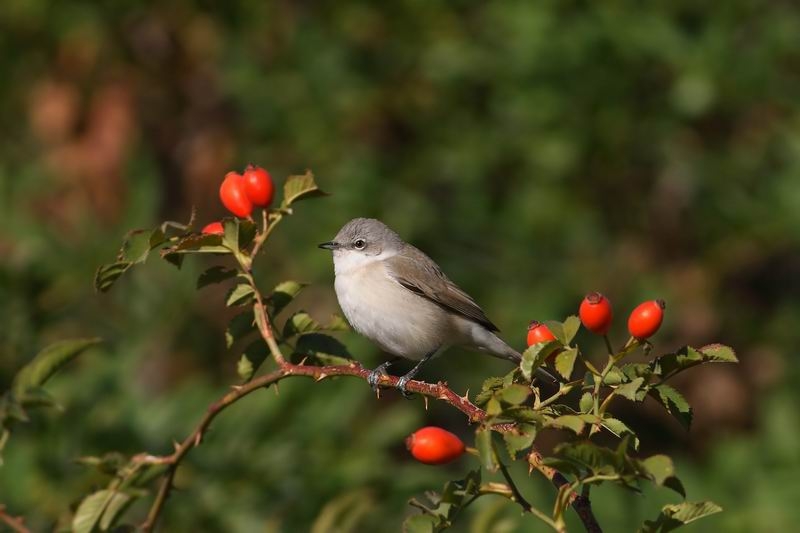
[1,1,799,531]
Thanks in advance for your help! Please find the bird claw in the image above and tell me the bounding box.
[396,376,414,399]
[367,368,384,392]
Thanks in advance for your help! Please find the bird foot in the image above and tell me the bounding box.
[396,376,414,399]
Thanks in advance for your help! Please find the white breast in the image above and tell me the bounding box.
[333,252,449,360]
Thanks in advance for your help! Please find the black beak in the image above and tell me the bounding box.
[318,241,338,250]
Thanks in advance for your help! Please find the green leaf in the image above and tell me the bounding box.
[651,384,693,429]
[699,343,738,362]
[640,501,722,533]
[238,342,269,381]
[99,492,133,530]
[18,386,60,410]
[226,283,255,307]
[294,333,352,366]
[265,281,308,316]
[221,218,257,251]
[281,170,328,208]
[602,417,640,449]
[95,262,133,293]
[120,230,157,263]
[402,514,442,533]
[641,455,675,486]
[579,392,594,413]
[562,315,581,344]
[475,428,498,472]
[76,452,128,476]
[602,366,625,385]
[546,415,586,434]
[543,440,626,478]
[498,384,531,405]
[503,423,537,459]
[72,490,112,533]
[197,266,236,289]
[615,377,646,401]
[226,310,256,349]
[652,344,737,379]
[283,311,321,338]
[554,347,578,380]
[160,234,230,258]
[13,338,101,396]
[520,341,561,381]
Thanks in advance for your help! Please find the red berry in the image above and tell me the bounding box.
[527,321,556,347]
[219,171,253,218]
[579,292,613,335]
[406,426,465,465]
[242,164,275,207]
[627,300,666,340]
[201,222,224,235]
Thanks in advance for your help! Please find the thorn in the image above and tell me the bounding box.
[194,432,202,447]
[273,383,280,396]
[423,396,429,410]
[315,373,328,382]
[230,384,243,392]
[461,389,470,401]
[375,388,381,399]
[349,362,357,368]
[172,440,181,452]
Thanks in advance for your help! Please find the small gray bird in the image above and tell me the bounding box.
[319,218,556,394]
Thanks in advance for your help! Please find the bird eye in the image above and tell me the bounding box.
[353,239,366,250]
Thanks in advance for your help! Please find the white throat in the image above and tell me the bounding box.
[333,249,397,276]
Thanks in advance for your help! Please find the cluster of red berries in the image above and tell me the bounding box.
[201,164,275,235]
[528,293,666,348]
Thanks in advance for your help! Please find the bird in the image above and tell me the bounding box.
[318,218,557,395]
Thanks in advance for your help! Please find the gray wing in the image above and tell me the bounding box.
[384,246,499,332]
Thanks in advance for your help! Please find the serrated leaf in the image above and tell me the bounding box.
[281,170,328,208]
[402,514,442,533]
[265,281,308,316]
[160,234,230,257]
[238,342,268,382]
[579,392,594,413]
[237,354,254,381]
[602,366,625,385]
[498,384,531,405]
[221,218,257,252]
[640,501,722,532]
[543,440,626,478]
[546,415,586,434]
[95,262,132,293]
[76,452,128,476]
[294,333,352,366]
[503,423,536,459]
[18,386,60,410]
[602,417,640,449]
[72,490,112,533]
[99,492,132,530]
[13,338,101,396]
[283,311,321,338]
[120,230,156,263]
[475,428,498,472]
[641,455,675,487]
[615,377,645,401]
[699,344,738,362]
[520,341,561,381]
[502,406,546,424]
[562,315,581,344]
[226,311,256,349]
[651,384,693,429]
[197,266,236,289]
[554,347,578,380]
[226,283,255,307]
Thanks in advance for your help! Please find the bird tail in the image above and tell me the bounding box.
[485,334,559,385]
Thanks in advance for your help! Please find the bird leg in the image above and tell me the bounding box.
[396,349,438,398]
[367,357,402,391]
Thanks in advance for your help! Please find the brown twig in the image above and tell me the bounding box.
[135,359,601,532]
[0,505,31,533]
